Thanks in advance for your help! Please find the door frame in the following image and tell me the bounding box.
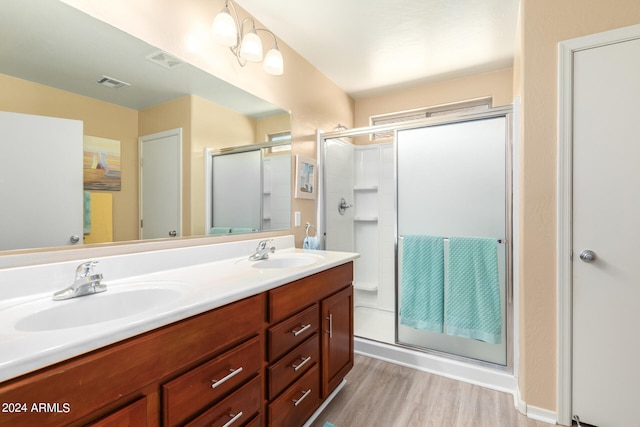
[138,128,183,240]
[557,23,640,426]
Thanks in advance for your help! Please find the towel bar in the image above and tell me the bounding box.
[398,236,506,244]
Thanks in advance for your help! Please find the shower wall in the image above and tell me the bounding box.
[324,139,395,343]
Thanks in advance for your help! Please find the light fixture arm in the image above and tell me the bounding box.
[220,0,276,66]
[213,0,283,74]
[255,28,279,50]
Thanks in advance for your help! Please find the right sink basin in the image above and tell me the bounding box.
[250,253,324,269]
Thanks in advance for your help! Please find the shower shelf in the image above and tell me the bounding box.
[354,281,378,292]
[353,217,378,222]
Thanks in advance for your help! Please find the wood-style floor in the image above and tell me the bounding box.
[310,354,552,427]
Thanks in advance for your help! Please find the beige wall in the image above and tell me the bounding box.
[0,73,139,242]
[256,113,291,142]
[354,68,514,132]
[518,0,640,412]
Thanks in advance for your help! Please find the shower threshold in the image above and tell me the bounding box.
[354,336,516,394]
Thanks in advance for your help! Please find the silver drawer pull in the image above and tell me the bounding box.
[292,389,312,407]
[292,356,312,372]
[221,412,243,427]
[291,323,311,336]
[211,367,243,389]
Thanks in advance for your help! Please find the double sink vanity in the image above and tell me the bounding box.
[0,236,358,426]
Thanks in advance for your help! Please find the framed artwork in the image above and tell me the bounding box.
[295,155,316,199]
[83,135,121,191]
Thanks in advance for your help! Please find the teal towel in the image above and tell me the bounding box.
[323,423,337,427]
[83,191,91,234]
[400,235,445,333]
[446,237,501,344]
[209,227,230,234]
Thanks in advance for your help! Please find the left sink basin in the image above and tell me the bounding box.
[8,281,191,332]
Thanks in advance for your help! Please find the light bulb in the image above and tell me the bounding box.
[212,8,237,47]
[239,29,263,62]
[263,47,284,75]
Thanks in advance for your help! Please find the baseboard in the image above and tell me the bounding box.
[513,382,557,424]
[514,386,528,415]
[526,404,558,425]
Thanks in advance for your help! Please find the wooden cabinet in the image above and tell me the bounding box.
[0,261,354,427]
[267,262,354,427]
[184,375,262,427]
[163,336,263,426]
[268,366,321,427]
[0,294,264,427]
[89,397,148,427]
[321,285,354,397]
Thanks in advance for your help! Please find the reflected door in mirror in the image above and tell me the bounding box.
[0,111,83,250]
[139,129,182,239]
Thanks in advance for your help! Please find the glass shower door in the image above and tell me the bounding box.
[396,116,509,365]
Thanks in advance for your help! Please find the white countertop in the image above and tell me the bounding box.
[0,247,359,383]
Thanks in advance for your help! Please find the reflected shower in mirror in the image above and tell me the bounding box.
[206,141,291,235]
[0,0,291,252]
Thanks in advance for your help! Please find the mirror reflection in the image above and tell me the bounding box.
[207,141,291,235]
[0,0,292,253]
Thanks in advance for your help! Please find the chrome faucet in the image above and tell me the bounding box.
[53,260,106,301]
[249,239,276,261]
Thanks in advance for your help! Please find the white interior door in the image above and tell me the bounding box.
[572,35,640,427]
[0,111,83,250]
[139,129,181,240]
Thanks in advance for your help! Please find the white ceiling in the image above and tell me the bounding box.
[235,0,521,98]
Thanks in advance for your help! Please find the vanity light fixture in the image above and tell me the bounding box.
[212,0,284,75]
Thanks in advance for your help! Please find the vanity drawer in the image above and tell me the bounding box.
[269,262,353,323]
[163,336,263,427]
[268,365,320,427]
[268,304,318,362]
[268,334,319,400]
[185,375,261,427]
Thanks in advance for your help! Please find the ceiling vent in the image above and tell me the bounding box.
[145,50,183,69]
[96,75,131,89]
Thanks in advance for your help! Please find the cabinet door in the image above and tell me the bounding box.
[321,286,353,397]
[89,397,147,427]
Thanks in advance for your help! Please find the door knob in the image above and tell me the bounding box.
[579,249,597,263]
[168,230,177,237]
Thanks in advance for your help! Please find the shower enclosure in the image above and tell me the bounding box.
[319,107,512,371]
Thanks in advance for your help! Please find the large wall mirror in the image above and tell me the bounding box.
[0,0,292,253]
